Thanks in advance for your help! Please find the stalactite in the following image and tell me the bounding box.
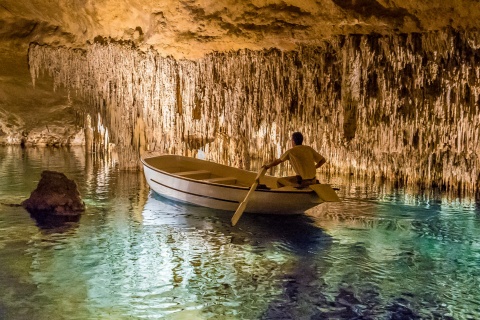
[28,29,480,194]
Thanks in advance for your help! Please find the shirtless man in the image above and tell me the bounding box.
[262,132,326,187]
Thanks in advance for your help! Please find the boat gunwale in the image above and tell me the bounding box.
[141,155,315,195]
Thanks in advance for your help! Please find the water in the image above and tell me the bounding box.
[1,146,479,320]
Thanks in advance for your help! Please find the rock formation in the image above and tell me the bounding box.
[22,170,85,218]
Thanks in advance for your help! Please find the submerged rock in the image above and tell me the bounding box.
[22,170,85,218]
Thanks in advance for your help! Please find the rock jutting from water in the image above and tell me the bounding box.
[22,170,85,219]
[28,28,480,194]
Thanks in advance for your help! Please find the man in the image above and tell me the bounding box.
[262,132,326,187]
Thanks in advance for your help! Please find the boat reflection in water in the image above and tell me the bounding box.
[138,190,333,319]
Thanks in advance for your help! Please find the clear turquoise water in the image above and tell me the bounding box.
[1,146,479,319]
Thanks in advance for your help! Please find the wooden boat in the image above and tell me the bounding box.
[141,154,339,215]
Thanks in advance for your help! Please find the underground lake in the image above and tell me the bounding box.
[0,145,479,320]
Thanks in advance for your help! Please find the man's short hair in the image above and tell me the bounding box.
[292,132,303,145]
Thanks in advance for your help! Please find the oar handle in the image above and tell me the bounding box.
[243,167,267,199]
[254,166,267,182]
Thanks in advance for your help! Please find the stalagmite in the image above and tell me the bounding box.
[28,28,480,194]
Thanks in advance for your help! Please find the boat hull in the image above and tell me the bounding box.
[142,155,324,215]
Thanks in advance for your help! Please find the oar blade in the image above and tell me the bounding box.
[231,167,267,226]
[309,184,341,202]
[231,201,248,226]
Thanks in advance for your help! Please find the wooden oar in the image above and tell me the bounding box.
[231,167,267,226]
[309,184,341,202]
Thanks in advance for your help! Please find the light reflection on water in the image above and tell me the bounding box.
[1,146,480,319]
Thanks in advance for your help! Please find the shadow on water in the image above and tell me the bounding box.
[228,213,331,254]
[0,202,81,232]
[28,212,81,232]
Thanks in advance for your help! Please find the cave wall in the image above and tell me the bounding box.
[29,28,480,193]
[0,46,84,146]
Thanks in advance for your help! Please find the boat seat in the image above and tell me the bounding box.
[175,170,211,179]
[203,176,237,185]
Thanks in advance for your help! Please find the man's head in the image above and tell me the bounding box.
[292,132,303,145]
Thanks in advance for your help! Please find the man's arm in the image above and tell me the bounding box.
[263,158,284,169]
[315,156,326,169]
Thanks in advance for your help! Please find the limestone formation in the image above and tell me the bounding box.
[22,170,85,217]
[28,30,480,194]
[1,0,480,195]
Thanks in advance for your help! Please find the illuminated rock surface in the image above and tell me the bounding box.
[1,1,480,193]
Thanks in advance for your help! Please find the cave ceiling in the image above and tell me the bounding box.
[1,0,479,58]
